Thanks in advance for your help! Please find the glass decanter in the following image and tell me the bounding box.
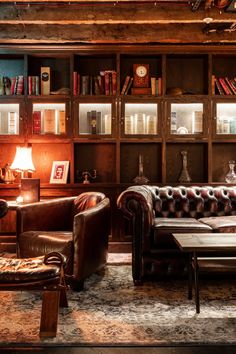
[225,160,236,183]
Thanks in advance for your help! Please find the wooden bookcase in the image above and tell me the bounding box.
[1,44,236,249]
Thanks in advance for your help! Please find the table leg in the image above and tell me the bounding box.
[193,251,200,314]
[188,252,193,300]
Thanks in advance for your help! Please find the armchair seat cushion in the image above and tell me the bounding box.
[153,218,212,248]
[198,215,236,233]
[18,231,73,275]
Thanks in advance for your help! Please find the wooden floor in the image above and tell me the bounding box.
[1,346,236,353]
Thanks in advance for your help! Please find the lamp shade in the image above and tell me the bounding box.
[10,147,35,173]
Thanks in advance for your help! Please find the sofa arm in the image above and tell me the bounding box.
[16,197,76,236]
[117,185,154,237]
[72,197,110,281]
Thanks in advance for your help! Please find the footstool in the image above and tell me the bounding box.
[0,251,68,337]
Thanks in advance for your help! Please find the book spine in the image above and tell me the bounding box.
[16,75,24,95]
[89,76,93,95]
[124,77,133,95]
[219,77,232,95]
[58,110,66,134]
[14,76,19,95]
[112,71,117,95]
[225,77,236,95]
[10,77,16,95]
[151,77,156,95]
[121,76,130,95]
[158,77,162,96]
[211,75,215,95]
[125,115,133,134]
[104,72,110,95]
[32,111,41,134]
[147,115,157,135]
[35,76,39,95]
[43,109,55,133]
[28,76,32,95]
[8,112,17,134]
[215,77,225,95]
[73,71,78,95]
[77,73,80,95]
[81,75,89,95]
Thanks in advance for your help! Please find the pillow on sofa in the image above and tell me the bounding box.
[198,215,236,233]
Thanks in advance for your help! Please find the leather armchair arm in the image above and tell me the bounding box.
[72,197,110,281]
[16,197,76,237]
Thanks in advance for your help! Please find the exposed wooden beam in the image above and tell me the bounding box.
[0,4,235,24]
[0,23,235,44]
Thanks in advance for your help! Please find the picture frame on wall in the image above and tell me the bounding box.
[50,161,69,184]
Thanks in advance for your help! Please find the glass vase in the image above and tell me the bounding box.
[225,160,236,183]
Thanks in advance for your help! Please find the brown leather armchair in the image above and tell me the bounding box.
[16,192,110,290]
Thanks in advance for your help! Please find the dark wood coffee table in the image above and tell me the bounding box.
[172,233,236,314]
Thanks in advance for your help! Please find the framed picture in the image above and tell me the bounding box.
[50,161,69,184]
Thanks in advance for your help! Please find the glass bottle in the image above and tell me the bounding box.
[225,160,236,183]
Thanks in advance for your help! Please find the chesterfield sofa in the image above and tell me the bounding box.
[16,191,110,290]
[117,185,236,284]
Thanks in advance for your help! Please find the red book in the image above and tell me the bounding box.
[73,71,78,95]
[33,111,41,134]
[121,75,130,95]
[28,76,32,95]
[112,71,117,96]
[10,77,16,95]
[104,72,110,95]
[16,75,24,95]
[77,73,80,95]
[219,77,232,95]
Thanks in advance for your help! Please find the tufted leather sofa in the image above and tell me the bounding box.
[16,192,110,290]
[117,185,236,284]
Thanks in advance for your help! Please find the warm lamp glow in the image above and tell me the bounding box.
[10,147,35,177]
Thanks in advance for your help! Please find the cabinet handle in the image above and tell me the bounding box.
[19,116,23,120]
[120,117,124,125]
[66,116,69,120]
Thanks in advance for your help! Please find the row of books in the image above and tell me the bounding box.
[213,75,236,95]
[0,76,24,96]
[73,71,117,96]
[32,109,66,135]
[121,76,162,96]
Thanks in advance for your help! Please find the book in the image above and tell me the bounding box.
[16,75,24,95]
[104,72,110,95]
[151,77,156,95]
[211,75,215,95]
[226,77,236,95]
[10,77,16,95]
[43,109,55,133]
[192,111,203,134]
[121,76,130,95]
[58,110,66,134]
[219,77,232,95]
[35,76,39,95]
[125,115,134,134]
[158,77,162,95]
[81,75,89,95]
[73,71,78,95]
[112,71,117,95]
[32,110,41,134]
[215,77,225,95]
[8,112,17,134]
[146,115,157,135]
[41,67,50,95]
[124,77,133,95]
[28,76,32,95]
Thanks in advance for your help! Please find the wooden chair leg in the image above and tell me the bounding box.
[59,287,68,308]
[40,290,60,338]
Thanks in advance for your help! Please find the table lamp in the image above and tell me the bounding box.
[10,146,40,204]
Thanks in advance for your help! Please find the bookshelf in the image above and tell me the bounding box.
[1,44,236,246]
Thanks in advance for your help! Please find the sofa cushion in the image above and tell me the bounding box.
[198,215,236,233]
[152,218,212,248]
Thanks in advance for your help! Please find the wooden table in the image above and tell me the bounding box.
[172,233,236,313]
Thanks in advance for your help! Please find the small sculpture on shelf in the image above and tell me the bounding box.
[79,169,97,184]
[225,160,236,183]
[133,154,149,184]
[178,150,192,183]
[0,163,16,184]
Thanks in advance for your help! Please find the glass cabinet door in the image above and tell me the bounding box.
[78,103,112,135]
[32,102,66,135]
[216,103,236,135]
[0,103,20,135]
[170,103,204,135]
[124,103,158,135]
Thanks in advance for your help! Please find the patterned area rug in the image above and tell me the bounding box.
[0,265,236,346]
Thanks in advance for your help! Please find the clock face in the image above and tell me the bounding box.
[136,65,147,78]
